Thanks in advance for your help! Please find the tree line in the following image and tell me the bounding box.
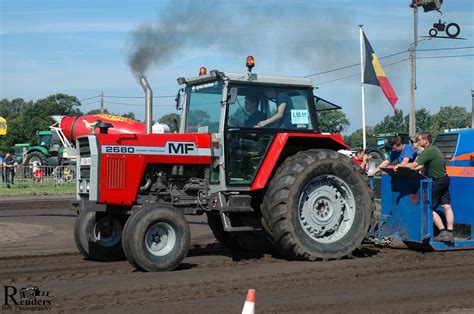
[318,106,472,148]
[0,94,135,152]
[1,93,471,152]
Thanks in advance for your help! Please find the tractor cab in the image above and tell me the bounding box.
[177,65,336,186]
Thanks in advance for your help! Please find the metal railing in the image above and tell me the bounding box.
[1,165,76,185]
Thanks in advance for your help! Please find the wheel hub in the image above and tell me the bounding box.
[145,222,176,257]
[298,175,356,243]
[95,218,122,247]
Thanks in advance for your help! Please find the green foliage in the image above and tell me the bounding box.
[428,106,471,137]
[158,113,181,132]
[317,110,350,132]
[121,112,136,120]
[86,109,110,115]
[374,110,407,134]
[0,94,82,153]
[345,127,376,149]
[346,106,471,148]
[187,110,210,128]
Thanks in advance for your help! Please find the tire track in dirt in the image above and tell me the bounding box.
[3,198,474,312]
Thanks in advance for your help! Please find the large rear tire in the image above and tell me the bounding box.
[74,211,125,262]
[24,151,48,177]
[261,149,372,261]
[122,204,190,272]
[206,211,273,253]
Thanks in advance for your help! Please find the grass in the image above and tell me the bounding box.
[0,181,76,197]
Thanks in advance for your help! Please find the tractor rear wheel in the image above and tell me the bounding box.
[261,149,372,261]
[24,151,48,176]
[206,211,273,253]
[122,204,190,272]
[74,211,126,261]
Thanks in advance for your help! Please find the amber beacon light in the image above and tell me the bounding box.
[246,55,255,72]
[199,67,207,76]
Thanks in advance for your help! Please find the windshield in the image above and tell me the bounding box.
[185,81,223,133]
[39,135,51,147]
[227,85,315,130]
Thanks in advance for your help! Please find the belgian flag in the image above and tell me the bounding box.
[363,32,398,112]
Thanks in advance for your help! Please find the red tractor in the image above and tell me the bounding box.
[72,59,372,271]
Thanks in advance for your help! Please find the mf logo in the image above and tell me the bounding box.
[167,142,196,155]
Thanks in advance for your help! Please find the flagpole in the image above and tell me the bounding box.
[359,25,366,150]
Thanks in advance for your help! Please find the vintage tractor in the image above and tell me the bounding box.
[72,58,372,271]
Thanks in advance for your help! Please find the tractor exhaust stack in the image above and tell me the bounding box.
[140,76,153,134]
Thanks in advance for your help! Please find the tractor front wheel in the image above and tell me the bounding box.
[122,204,190,272]
[74,211,126,261]
[261,149,372,261]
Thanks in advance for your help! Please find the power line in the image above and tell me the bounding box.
[417,46,473,52]
[305,50,407,78]
[104,95,175,99]
[81,100,99,106]
[103,100,176,107]
[417,54,474,59]
[314,58,408,86]
[79,95,99,102]
[304,46,473,78]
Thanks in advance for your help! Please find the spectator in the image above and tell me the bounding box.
[370,135,418,176]
[395,131,454,243]
[351,150,370,171]
[33,166,45,184]
[2,153,17,188]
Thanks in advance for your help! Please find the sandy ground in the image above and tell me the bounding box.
[1,198,474,313]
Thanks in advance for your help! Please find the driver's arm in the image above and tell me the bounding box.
[256,103,286,127]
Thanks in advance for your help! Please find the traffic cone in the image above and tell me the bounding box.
[242,289,256,314]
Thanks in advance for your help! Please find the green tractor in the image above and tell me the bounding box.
[23,130,54,168]
[12,143,31,164]
[23,130,75,170]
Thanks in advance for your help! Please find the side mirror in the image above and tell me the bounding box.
[227,87,238,105]
[175,88,184,110]
[332,125,343,134]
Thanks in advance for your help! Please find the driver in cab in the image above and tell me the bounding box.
[230,95,266,127]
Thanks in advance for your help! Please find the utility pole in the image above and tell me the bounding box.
[409,4,418,137]
[100,91,104,113]
[471,89,474,128]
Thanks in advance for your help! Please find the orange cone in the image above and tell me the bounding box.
[242,289,256,314]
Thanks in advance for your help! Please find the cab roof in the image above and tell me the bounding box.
[182,71,313,88]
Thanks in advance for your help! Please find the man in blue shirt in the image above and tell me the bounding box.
[370,135,418,176]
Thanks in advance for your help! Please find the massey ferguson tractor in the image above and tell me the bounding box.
[72,57,372,271]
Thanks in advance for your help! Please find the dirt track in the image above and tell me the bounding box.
[1,198,474,313]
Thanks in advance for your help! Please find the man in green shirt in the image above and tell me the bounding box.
[395,131,454,243]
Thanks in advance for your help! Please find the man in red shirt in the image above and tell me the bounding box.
[351,150,369,171]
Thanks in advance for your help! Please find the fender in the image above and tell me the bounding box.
[250,132,347,190]
[26,146,49,157]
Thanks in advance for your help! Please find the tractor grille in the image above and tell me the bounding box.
[105,157,126,189]
[78,137,91,179]
[434,134,459,160]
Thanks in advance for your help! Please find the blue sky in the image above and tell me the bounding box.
[1,0,472,133]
